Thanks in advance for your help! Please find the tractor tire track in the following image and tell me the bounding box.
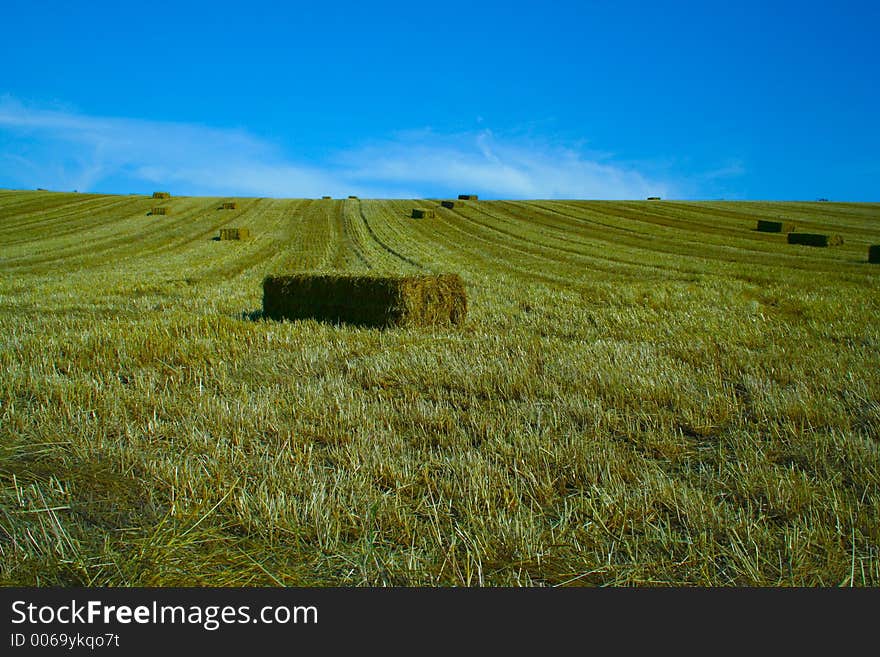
[357,201,423,270]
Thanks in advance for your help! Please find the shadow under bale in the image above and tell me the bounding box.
[787,233,843,247]
[756,219,795,233]
[262,273,467,328]
[869,245,880,263]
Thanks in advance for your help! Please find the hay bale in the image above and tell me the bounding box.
[757,220,796,233]
[152,191,171,199]
[219,228,250,240]
[457,194,478,200]
[348,195,359,199]
[411,208,435,219]
[787,233,843,247]
[151,206,171,215]
[322,196,332,199]
[262,273,467,328]
[440,201,455,209]
[868,245,880,263]
[646,196,661,200]
[220,201,237,210]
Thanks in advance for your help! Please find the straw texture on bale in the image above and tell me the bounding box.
[221,201,237,210]
[262,273,467,328]
[787,233,843,247]
[869,245,880,263]
[441,201,455,209]
[411,208,435,219]
[151,206,170,215]
[219,228,250,240]
[458,194,478,200]
[757,220,796,233]
[152,191,171,199]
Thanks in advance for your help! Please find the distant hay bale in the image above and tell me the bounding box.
[150,206,171,215]
[411,208,435,219]
[219,228,250,240]
[756,219,796,233]
[348,195,359,199]
[262,273,467,328]
[869,245,880,263]
[646,196,661,200]
[440,201,455,209]
[322,196,332,199]
[152,191,171,199]
[220,201,237,210]
[458,194,478,200]
[787,233,843,247]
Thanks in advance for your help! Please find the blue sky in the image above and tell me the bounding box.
[1,0,877,200]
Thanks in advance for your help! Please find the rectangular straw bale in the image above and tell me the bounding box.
[151,206,170,215]
[152,191,171,199]
[322,196,332,199]
[411,208,435,218]
[348,195,359,199]
[868,245,880,263]
[219,228,250,240]
[647,196,661,200]
[221,201,237,210]
[441,201,455,209]
[457,194,478,200]
[787,233,843,247]
[262,273,467,328]
[757,220,796,233]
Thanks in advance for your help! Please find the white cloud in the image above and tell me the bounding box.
[0,96,677,199]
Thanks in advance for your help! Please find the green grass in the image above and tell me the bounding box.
[1,190,878,586]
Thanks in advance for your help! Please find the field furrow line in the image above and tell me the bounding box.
[357,201,423,270]
[334,199,372,270]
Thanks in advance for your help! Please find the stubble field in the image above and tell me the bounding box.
[1,190,878,585]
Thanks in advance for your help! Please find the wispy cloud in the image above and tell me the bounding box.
[0,96,677,199]
[338,129,674,199]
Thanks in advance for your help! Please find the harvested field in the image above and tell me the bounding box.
[1,191,879,588]
[262,273,467,327]
[787,232,844,247]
